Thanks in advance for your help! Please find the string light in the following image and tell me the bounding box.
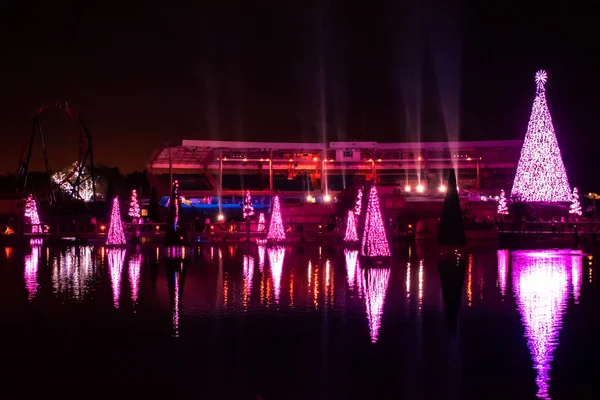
[267,196,286,241]
[497,189,509,215]
[107,197,127,246]
[569,187,582,216]
[257,213,266,232]
[129,189,140,220]
[243,190,254,219]
[511,70,571,202]
[268,246,285,303]
[24,194,42,234]
[344,210,359,242]
[354,188,363,216]
[24,239,41,300]
[345,249,359,291]
[360,186,391,257]
[359,266,391,343]
[108,248,126,308]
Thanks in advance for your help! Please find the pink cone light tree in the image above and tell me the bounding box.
[497,189,509,215]
[106,197,127,246]
[243,190,254,219]
[360,186,390,257]
[267,196,286,242]
[511,70,571,202]
[344,210,359,242]
[24,194,42,234]
[569,187,582,216]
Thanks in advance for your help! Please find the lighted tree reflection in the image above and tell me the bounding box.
[107,248,126,308]
[52,246,94,300]
[129,253,142,306]
[268,246,285,303]
[258,245,266,273]
[345,249,359,291]
[497,250,508,297]
[512,250,583,399]
[24,239,42,300]
[358,266,391,343]
[243,255,255,307]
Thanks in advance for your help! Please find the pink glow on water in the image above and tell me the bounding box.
[173,268,181,338]
[571,257,581,304]
[512,250,583,399]
[497,250,509,297]
[345,249,359,291]
[24,240,42,300]
[108,248,126,308]
[243,255,255,299]
[51,247,94,300]
[129,253,142,306]
[359,266,391,343]
[258,245,266,273]
[268,246,285,303]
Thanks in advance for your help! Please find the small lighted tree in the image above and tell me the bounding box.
[355,188,363,216]
[511,70,571,202]
[129,189,140,221]
[107,197,127,246]
[570,187,582,216]
[344,210,359,242]
[257,213,266,232]
[361,186,390,257]
[24,194,42,234]
[243,190,254,219]
[267,196,286,241]
[497,189,509,215]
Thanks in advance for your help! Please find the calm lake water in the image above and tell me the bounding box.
[0,241,598,400]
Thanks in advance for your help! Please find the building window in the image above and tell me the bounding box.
[344,151,353,157]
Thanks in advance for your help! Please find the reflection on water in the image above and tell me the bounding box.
[358,266,391,343]
[107,248,126,308]
[511,250,583,400]
[24,239,42,300]
[7,243,597,399]
[52,246,94,301]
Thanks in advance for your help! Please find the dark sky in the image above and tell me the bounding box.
[1,1,597,186]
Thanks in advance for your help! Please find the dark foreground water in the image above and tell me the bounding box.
[0,242,598,400]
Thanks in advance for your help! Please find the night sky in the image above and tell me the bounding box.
[1,1,597,186]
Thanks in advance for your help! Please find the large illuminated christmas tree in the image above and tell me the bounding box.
[267,196,286,241]
[344,210,358,242]
[569,187,582,216]
[360,186,390,257]
[511,70,571,202]
[107,197,127,246]
[24,194,42,234]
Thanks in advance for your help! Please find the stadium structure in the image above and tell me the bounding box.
[145,139,522,214]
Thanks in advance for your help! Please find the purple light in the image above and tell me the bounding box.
[359,266,391,343]
[108,248,126,308]
[129,253,142,306]
[344,210,359,242]
[497,189,509,215]
[354,188,363,216]
[511,250,583,399]
[267,196,286,241]
[258,244,266,273]
[360,186,391,257]
[173,269,181,338]
[24,239,41,300]
[497,250,508,297]
[511,70,571,202]
[128,189,140,220]
[569,187,582,216]
[51,247,93,300]
[345,249,359,291]
[24,194,42,234]
[257,213,266,232]
[243,190,255,219]
[106,197,127,246]
[243,254,255,302]
[268,246,285,303]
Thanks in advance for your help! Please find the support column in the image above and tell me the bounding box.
[476,160,481,189]
[169,147,173,190]
[371,160,376,184]
[269,149,273,192]
[219,150,223,213]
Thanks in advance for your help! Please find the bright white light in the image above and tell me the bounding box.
[438,185,446,193]
[416,184,424,193]
[306,195,312,202]
[404,185,411,192]
[217,214,225,221]
[323,194,331,203]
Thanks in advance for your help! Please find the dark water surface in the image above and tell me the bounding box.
[1,242,598,400]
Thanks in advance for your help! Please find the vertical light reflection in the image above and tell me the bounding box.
[129,253,142,306]
[24,239,42,300]
[359,266,391,343]
[108,248,126,308]
[512,250,581,400]
[289,270,294,308]
[268,246,285,303]
[173,264,182,338]
[243,255,255,309]
[497,250,509,298]
[467,254,473,306]
[345,249,359,291]
[258,245,266,273]
[418,259,423,310]
[406,261,411,298]
[571,257,581,304]
[51,246,94,300]
[308,260,312,288]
